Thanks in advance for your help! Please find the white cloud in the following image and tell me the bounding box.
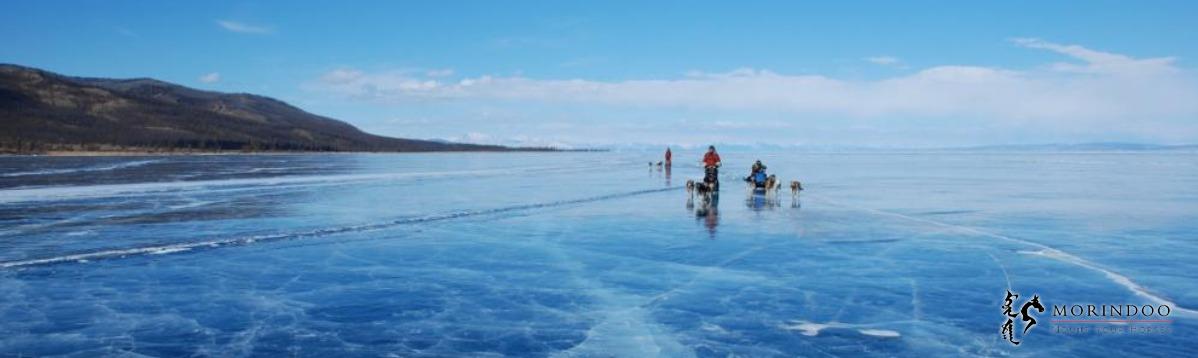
[713,120,793,129]
[309,39,1198,144]
[198,72,221,84]
[445,132,574,148]
[456,132,492,143]
[217,20,273,34]
[386,117,433,125]
[865,56,900,65]
[1010,38,1179,78]
[425,69,455,77]
[320,69,364,84]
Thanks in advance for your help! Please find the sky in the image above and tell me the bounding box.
[3,1,1197,148]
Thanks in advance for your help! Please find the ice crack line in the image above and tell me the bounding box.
[808,194,1198,318]
[0,186,680,270]
[0,162,604,204]
[0,159,163,178]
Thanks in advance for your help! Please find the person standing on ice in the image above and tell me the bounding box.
[701,145,721,191]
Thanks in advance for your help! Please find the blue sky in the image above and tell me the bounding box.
[3,1,1197,147]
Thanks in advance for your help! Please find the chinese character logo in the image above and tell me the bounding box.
[1001,289,1045,345]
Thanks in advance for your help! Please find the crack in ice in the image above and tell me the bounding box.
[0,186,680,269]
[809,194,1198,318]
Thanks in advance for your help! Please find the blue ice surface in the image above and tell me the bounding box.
[0,151,1195,357]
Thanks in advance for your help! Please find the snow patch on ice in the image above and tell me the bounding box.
[780,321,831,336]
[858,329,901,338]
[149,247,190,255]
[700,323,730,335]
[780,320,903,339]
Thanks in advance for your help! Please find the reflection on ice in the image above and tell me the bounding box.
[689,193,719,238]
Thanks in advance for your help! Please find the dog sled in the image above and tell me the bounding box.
[685,166,721,198]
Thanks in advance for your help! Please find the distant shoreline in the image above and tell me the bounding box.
[1,148,605,157]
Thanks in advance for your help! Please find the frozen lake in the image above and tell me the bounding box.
[0,151,1195,356]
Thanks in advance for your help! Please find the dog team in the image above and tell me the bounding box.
[657,146,802,200]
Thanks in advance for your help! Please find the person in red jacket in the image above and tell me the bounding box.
[702,145,721,167]
[665,147,672,165]
[701,145,721,190]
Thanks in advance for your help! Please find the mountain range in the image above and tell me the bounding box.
[0,64,528,154]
